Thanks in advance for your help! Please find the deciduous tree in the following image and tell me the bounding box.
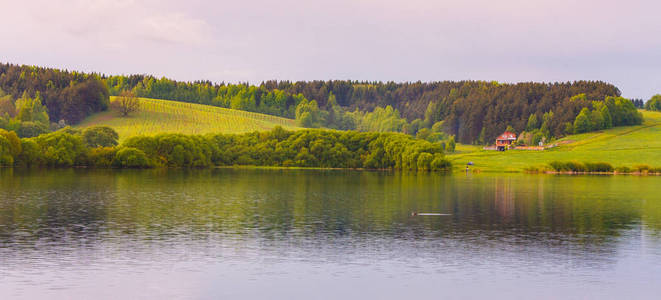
[112,90,140,117]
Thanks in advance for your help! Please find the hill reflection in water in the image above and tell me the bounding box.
[1,169,660,299]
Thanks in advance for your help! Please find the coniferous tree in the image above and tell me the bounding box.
[526,114,539,131]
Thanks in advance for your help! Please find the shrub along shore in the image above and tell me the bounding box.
[0,126,452,171]
[524,161,661,175]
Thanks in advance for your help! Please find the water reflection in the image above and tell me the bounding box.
[493,177,515,220]
[0,169,660,299]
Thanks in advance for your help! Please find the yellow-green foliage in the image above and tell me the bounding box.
[76,97,299,141]
[448,110,661,172]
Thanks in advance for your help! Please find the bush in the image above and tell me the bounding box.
[634,164,652,173]
[15,121,49,138]
[615,166,631,173]
[15,139,43,167]
[83,126,119,148]
[446,136,456,153]
[551,161,614,173]
[645,95,661,111]
[0,129,21,156]
[416,152,434,171]
[87,147,117,168]
[282,159,295,167]
[0,135,14,166]
[5,127,453,171]
[565,161,586,172]
[613,166,661,174]
[155,134,213,167]
[549,161,566,171]
[112,147,152,168]
[32,131,88,167]
[122,136,159,159]
[584,162,613,173]
[549,161,586,172]
[523,165,548,173]
[120,134,216,167]
[430,154,452,171]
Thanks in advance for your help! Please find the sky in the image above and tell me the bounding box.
[0,0,659,99]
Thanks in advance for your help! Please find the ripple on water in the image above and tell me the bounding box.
[0,169,660,299]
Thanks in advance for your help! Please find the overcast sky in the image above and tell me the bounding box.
[1,0,659,98]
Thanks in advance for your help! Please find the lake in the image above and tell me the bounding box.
[1,169,660,299]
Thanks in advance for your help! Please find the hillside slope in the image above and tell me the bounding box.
[447,110,661,172]
[76,97,299,141]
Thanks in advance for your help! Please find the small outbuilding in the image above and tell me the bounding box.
[495,131,517,151]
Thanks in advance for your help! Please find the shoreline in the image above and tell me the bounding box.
[3,164,661,176]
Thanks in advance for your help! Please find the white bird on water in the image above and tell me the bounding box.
[411,212,452,216]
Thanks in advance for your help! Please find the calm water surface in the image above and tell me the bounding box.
[1,169,660,299]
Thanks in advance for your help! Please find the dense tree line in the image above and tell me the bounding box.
[105,75,454,144]
[571,96,642,134]
[516,94,642,142]
[0,63,110,125]
[515,94,642,144]
[105,75,304,118]
[421,82,624,143]
[104,75,623,143]
[2,63,633,144]
[0,89,55,137]
[631,98,645,109]
[0,126,452,171]
[0,64,109,128]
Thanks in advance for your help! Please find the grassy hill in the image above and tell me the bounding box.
[447,110,661,172]
[76,98,661,172]
[76,97,299,141]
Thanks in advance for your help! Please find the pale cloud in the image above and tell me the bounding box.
[12,0,213,47]
[0,0,659,98]
[138,13,212,45]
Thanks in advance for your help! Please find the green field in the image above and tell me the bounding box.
[76,98,661,172]
[447,110,661,172]
[76,97,299,140]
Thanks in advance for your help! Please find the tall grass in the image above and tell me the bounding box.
[548,161,613,173]
[547,161,661,174]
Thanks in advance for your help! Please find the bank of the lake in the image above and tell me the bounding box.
[447,110,661,173]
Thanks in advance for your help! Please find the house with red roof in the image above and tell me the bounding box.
[495,131,517,151]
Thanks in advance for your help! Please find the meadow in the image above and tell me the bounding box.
[76,97,299,141]
[75,98,661,172]
[447,110,661,172]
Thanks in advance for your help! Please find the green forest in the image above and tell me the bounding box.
[0,64,109,126]
[0,62,654,153]
[0,126,451,171]
[103,74,644,143]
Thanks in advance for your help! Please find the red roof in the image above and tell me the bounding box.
[496,131,517,141]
